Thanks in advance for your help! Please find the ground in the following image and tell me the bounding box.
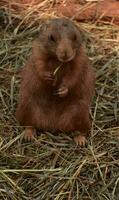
[0,1,119,200]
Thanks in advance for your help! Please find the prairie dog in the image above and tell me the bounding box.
[16,18,95,146]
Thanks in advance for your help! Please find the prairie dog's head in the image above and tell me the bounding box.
[37,18,82,62]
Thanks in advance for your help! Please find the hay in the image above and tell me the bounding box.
[0,1,119,199]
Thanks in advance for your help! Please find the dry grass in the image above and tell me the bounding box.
[0,1,119,200]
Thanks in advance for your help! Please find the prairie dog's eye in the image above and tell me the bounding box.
[49,34,56,42]
[72,34,77,41]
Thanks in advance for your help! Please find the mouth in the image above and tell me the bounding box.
[58,52,75,63]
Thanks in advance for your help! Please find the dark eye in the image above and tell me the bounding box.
[72,34,77,41]
[49,34,56,42]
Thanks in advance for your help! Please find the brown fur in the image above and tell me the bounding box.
[16,18,95,145]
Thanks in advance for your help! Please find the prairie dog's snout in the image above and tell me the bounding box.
[56,38,76,62]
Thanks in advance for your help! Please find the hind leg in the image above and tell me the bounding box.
[16,101,43,141]
[73,102,91,146]
[59,102,91,146]
[74,135,87,146]
[24,127,37,141]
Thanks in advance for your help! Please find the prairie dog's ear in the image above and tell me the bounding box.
[39,21,49,34]
[75,22,92,44]
[38,18,58,34]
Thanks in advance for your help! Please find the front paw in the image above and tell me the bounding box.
[55,85,68,97]
[43,72,54,85]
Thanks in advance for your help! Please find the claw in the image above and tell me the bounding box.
[44,72,54,81]
[55,86,68,97]
[74,135,86,147]
[24,128,37,141]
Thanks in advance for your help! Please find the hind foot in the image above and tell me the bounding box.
[74,135,86,147]
[24,127,37,141]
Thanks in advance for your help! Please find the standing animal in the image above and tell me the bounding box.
[16,18,95,146]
